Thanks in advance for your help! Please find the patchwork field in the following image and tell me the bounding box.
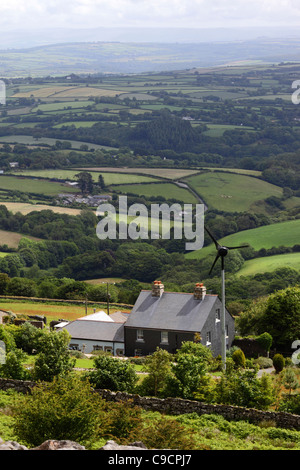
[12,86,122,99]
[115,182,198,204]
[12,169,160,185]
[184,172,283,212]
[78,167,200,180]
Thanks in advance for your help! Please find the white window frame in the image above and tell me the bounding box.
[206,331,212,346]
[136,329,144,342]
[160,331,169,344]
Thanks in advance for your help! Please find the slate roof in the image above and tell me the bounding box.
[124,290,219,332]
[59,320,124,343]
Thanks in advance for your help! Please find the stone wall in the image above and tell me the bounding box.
[96,389,300,431]
[1,378,299,431]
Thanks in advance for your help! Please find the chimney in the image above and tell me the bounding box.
[194,283,206,300]
[152,280,164,297]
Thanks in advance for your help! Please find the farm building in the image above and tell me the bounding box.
[124,281,235,357]
[57,310,129,355]
[57,282,235,358]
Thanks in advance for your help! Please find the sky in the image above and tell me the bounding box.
[1,0,300,32]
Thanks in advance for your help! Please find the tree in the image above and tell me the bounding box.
[0,349,30,381]
[281,367,299,396]
[33,329,75,382]
[139,347,172,397]
[75,171,93,194]
[12,375,107,447]
[98,174,105,189]
[87,354,138,392]
[260,287,300,350]
[273,354,285,374]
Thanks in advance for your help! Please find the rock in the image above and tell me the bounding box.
[33,440,86,450]
[0,440,28,450]
[99,440,147,450]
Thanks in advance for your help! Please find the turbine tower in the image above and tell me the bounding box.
[205,226,248,370]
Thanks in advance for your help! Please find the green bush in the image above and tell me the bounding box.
[231,349,246,368]
[12,375,108,448]
[273,354,285,374]
[254,357,273,369]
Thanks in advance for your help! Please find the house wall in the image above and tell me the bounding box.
[125,327,195,356]
[201,297,235,357]
[68,338,124,356]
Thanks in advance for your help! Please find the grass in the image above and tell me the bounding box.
[0,229,39,248]
[13,169,159,185]
[77,167,200,180]
[186,219,300,260]
[0,175,77,196]
[185,172,283,212]
[0,135,116,151]
[115,182,198,204]
[1,202,84,216]
[237,252,300,277]
[13,87,122,99]
[0,299,130,324]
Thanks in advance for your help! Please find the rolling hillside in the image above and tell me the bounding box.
[186,219,300,260]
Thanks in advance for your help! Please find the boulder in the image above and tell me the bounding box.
[99,440,147,450]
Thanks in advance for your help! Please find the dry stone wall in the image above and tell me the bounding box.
[1,378,300,431]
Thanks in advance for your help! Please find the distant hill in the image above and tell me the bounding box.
[1,37,300,77]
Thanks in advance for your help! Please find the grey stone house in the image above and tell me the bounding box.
[124,281,235,357]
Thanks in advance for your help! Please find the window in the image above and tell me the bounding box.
[160,331,168,344]
[216,308,221,323]
[206,331,211,346]
[225,325,229,338]
[136,329,144,342]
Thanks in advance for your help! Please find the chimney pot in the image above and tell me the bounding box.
[152,280,164,297]
[194,282,206,300]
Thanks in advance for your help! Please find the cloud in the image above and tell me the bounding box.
[0,0,300,31]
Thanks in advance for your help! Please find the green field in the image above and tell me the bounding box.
[13,169,159,185]
[0,135,117,151]
[0,175,77,196]
[237,252,300,277]
[78,167,200,180]
[115,182,198,203]
[186,219,300,260]
[185,172,283,212]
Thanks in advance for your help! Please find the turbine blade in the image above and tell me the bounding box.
[209,254,220,275]
[204,226,220,249]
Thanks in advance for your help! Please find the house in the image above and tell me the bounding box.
[57,310,129,356]
[124,281,235,357]
[57,193,112,207]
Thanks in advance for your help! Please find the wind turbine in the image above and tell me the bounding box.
[205,226,249,370]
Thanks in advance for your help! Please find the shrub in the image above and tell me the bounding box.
[232,349,246,368]
[12,375,107,448]
[273,354,285,374]
[141,415,198,450]
[254,357,273,369]
[86,354,138,392]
